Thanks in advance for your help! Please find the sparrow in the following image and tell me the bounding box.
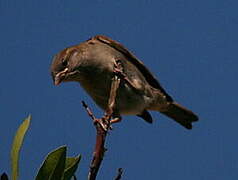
[51,35,198,129]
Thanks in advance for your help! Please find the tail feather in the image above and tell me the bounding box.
[161,102,198,129]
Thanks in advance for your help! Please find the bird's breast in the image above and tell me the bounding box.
[79,70,150,115]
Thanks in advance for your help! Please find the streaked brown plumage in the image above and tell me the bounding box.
[51,35,198,129]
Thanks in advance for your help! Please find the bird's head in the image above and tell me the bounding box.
[50,47,82,85]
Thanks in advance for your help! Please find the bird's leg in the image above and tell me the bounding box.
[94,61,122,131]
[99,59,133,130]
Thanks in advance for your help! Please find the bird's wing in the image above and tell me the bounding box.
[93,35,173,102]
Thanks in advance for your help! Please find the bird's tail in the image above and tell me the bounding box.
[159,102,198,129]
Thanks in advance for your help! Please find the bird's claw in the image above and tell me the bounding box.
[113,60,138,91]
[94,118,112,131]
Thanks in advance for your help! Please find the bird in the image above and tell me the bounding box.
[51,35,198,129]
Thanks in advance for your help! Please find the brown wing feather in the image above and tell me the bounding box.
[93,35,173,102]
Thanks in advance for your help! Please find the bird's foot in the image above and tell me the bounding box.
[113,60,138,90]
[94,117,112,131]
[113,60,126,79]
[95,115,122,131]
[110,116,122,124]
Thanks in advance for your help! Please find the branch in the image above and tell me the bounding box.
[82,101,105,180]
[82,60,123,180]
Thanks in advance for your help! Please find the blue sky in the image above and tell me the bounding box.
[1,0,237,179]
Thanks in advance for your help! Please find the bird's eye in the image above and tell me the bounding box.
[62,59,68,66]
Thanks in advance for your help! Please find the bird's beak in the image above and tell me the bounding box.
[54,68,69,85]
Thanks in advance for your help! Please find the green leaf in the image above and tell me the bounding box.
[11,115,31,180]
[35,146,66,180]
[63,155,81,180]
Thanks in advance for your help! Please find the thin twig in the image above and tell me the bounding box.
[114,168,123,180]
[73,175,77,180]
[82,101,96,122]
